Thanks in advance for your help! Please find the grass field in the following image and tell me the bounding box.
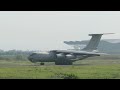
[0,57,120,79]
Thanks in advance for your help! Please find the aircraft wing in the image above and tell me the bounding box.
[51,50,108,56]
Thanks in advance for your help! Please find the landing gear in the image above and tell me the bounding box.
[40,62,45,65]
[55,59,73,65]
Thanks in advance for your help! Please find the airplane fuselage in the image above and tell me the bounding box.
[28,50,99,63]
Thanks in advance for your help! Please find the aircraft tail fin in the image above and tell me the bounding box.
[82,33,114,51]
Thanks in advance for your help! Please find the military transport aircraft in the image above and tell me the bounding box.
[28,33,113,65]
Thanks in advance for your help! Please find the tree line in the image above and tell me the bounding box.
[0,49,37,61]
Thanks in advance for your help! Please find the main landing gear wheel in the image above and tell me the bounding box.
[55,60,73,65]
[40,62,45,65]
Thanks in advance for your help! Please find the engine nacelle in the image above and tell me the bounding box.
[56,54,76,60]
[56,54,66,58]
[66,54,76,59]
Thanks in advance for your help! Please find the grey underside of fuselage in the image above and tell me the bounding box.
[28,53,92,63]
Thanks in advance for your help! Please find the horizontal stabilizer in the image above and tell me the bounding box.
[89,33,114,36]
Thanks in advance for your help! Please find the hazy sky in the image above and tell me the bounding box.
[0,11,120,51]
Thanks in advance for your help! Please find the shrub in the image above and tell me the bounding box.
[54,73,79,79]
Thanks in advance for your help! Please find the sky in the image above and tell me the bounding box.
[0,11,120,51]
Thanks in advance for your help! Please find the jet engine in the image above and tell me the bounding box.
[66,54,76,59]
[56,54,76,60]
[56,54,66,58]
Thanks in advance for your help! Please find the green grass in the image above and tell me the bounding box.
[0,60,120,79]
[0,64,120,79]
[0,59,120,79]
